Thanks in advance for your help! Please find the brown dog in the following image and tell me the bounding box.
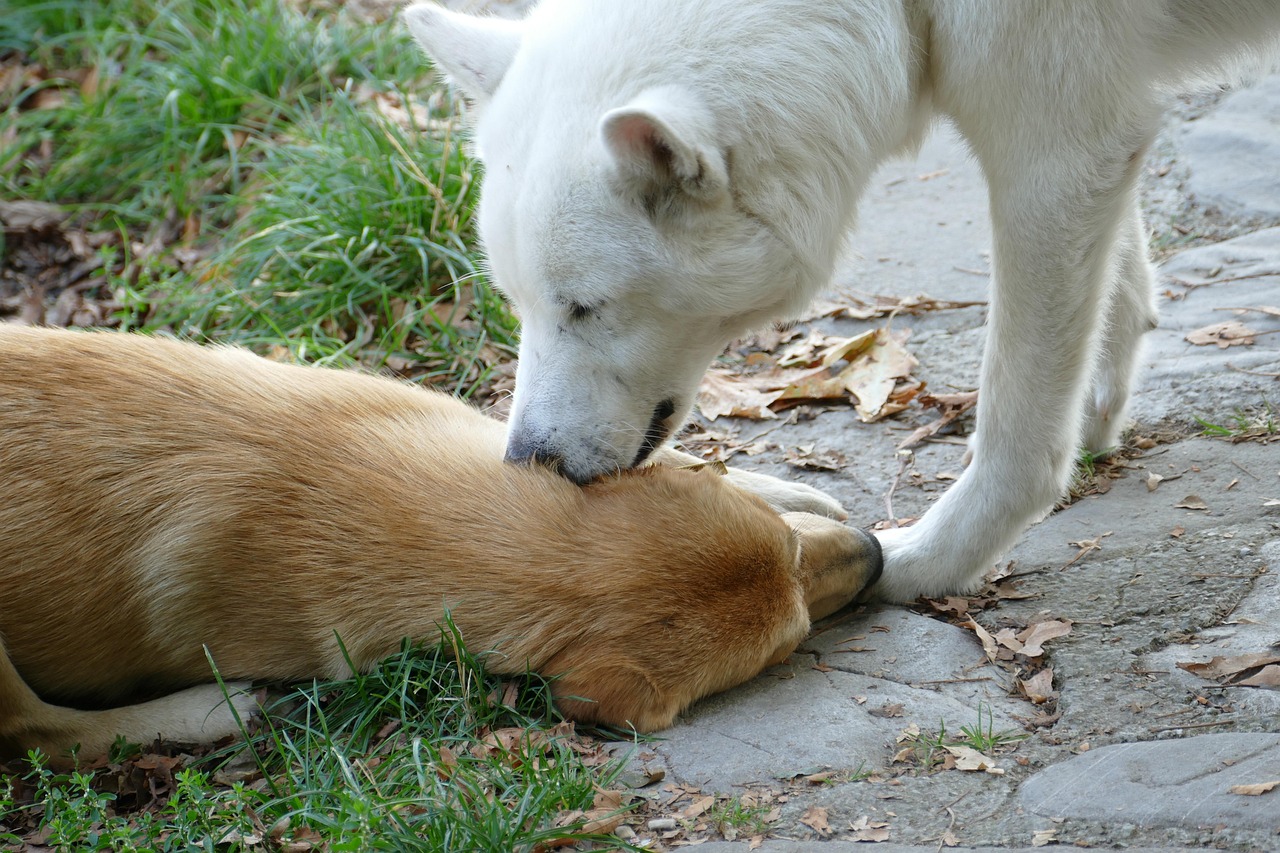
[0,326,880,763]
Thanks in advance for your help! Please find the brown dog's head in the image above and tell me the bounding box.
[539,468,882,732]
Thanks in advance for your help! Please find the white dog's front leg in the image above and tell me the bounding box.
[872,107,1160,601]
[1082,204,1159,453]
[649,446,848,519]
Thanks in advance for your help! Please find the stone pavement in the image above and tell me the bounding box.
[615,75,1280,851]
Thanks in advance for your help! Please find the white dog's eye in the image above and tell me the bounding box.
[566,301,597,321]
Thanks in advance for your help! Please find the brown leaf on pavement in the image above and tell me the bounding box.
[944,745,1004,774]
[697,369,781,420]
[698,327,922,422]
[1019,668,1056,704]
[681,794,715,820]
[898,390,979,450]
[784,445,847,471]
[1178,652,1280,689]
[1228,780,1280,796]
[800,292,986,323]
[962,617,1000,664]
[800,805,831,836]
[848,815,891,842]
[1175,494,1209,510]
[1063,532,1111,568]
[1016,620,1072,658]
[1185,321,1257,348]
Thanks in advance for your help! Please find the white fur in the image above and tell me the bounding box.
[405,0,1280,600]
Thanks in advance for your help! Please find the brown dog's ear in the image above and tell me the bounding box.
[402,4,523,103]
[783,513,883,620]
[600,86,729,208]
[549,652,678,734]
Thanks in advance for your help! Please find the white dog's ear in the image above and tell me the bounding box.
[601,87,728,206]
[402,4,523,102]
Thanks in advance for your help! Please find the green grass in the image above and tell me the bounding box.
[954,705,1028,753]
[1195,399,1278,441]
[1,0,515,393]
[707,797,772,837]
[896,706,1026,772]
[1,627,637,852]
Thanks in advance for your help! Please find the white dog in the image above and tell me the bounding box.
[404,1,1280,601]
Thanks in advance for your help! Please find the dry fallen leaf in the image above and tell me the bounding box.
[895,723,922,744]
[1178,652,1280,689]
[962,617,1000,664]
[935,596,971,617]
[1145,472,1165,492]
[1031,828,1058,847]
[784,445,848,471]
[800,292,985,323]
[1175,494,1209,511]
[839,329,920,422]
[848,815,891,842]
[944,745,1004,775]
[898,390,979,450]
[1063,533,1112,568]
[818,329,879,367]
[681,794,715,820]
[1019,668,1056,704]
[699,327,922,422]
[1016,619,1073,658]
[1228,780,1280,796]
[800,805,831,836]
[1185,321,1257,349]
[697,369,780,420]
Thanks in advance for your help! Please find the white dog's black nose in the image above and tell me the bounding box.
[504,429,568,475]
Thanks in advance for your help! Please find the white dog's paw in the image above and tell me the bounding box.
[723,468,848,519]
[1081,392,1127,456]
[866,525,986,603]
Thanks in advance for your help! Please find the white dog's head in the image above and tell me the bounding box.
[404,1,908,481]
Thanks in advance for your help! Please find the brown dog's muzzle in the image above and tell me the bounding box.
[782,512,883,620]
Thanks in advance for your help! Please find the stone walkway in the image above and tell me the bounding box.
[616,75,1280,851]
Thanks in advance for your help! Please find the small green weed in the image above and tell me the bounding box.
[895,706,1026,772]
[955,704,1028,753]
[707,796,772,837]
[1075,446,1115,480]
[1195,399,1278,442]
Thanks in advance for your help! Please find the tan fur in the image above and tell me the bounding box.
[0,326,880,763]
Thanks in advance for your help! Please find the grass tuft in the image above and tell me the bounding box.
[1195,398,1278,442]
[2,0,514,391]
[1,624,635,851]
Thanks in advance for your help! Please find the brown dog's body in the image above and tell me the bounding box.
[0,326,879,762]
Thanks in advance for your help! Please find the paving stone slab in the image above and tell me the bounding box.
[1018,733,1280,831]
[633,608,1028,792]
[691,840,1198,845]
[1183,73,1280,221]
[1142,538,1280,721]
[1132,226,1280,426]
